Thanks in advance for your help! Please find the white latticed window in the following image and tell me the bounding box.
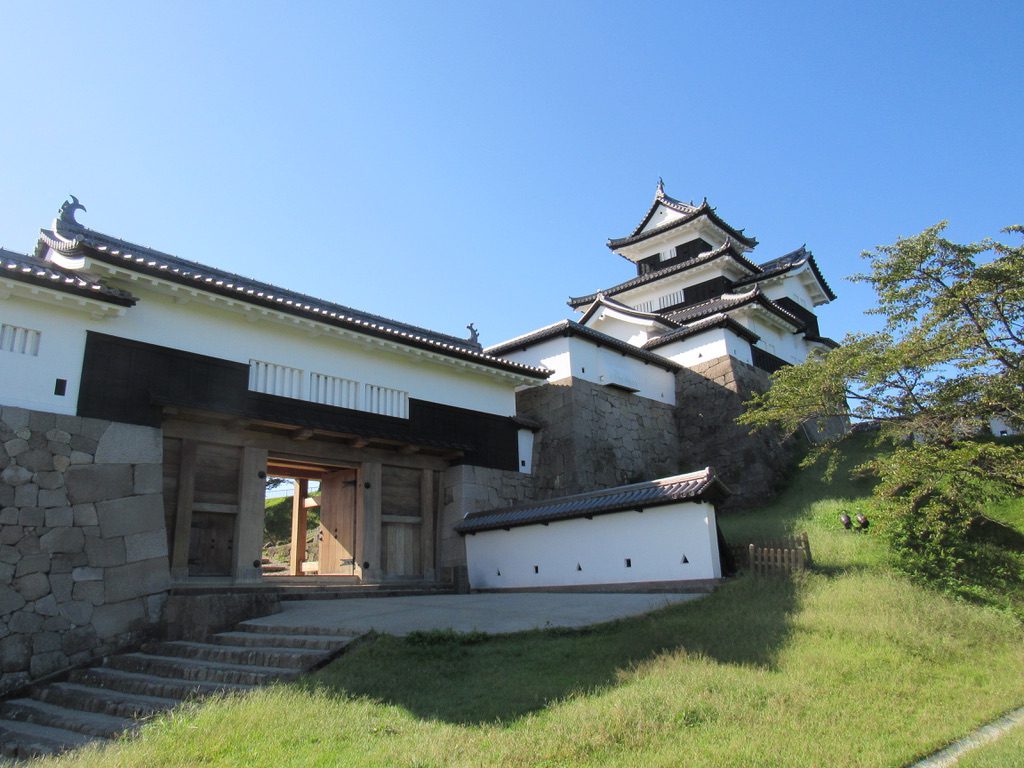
[310,372,360,410]
[364,383,409,418]
[658,288,686,309]
[633,300,655,313]
[248,360,304,399]
[0,324,41,356]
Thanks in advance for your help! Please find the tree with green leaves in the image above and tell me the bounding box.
[740,223,1024,591]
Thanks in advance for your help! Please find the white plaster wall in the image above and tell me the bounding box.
[0,296,88,414]
[748,318,807,365]
[499,336,675,404]
[1,281,521,418]
[990,416,1018,437]
[584,313,654,347]
[465,501,721,589]
[658,328,753,369]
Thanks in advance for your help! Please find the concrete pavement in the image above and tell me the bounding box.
[241,592,703,636]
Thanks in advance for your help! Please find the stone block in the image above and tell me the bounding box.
[18,448,54,473]
[53,454,71,473]
[28,411,55,433]
[70,434,98,454]
[38,487,69,508]
[72,566,103,582]
[44,507,74,528]
[31,595,58,619]
[1,464,33,486]
[72,581,104,606]
[14,553,50,577]
[35,471,64,490]
[15,427,30,440]
[91,598,146,639]
[124,529,168,563]
[54,414,82,435]
[0,544,18,564]
[73,503,98,526]
[49,572,73,603]
[0,634,31,671]
[104,557,171,603]
[59,599,94,626]
[79,418,109,441]
[0,585,27,616]
[28,430,47,449]
[70,450,93,465]
[32,631,62,653]
[2,407,30,431]
[0,507,17,525]
[0,562,12,583]
[133,464,163,495]
[85,536,126,568]
[15,572,50,601]
[95,423,162,464]
[18,508,43,528]
[30,651,67,678]
[40,526,85,554]
[3,438,28,457]
[8,610,44,634]
[48,440,72,457]
[0,484,12,507]
[96,494,164,538]
[41,615,71,632]
[15,531,39,554]
[45,429,71,444]
[65,464,132,504]
[14,483,38,507]
[62,625,97,654]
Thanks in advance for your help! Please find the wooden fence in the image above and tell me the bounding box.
[730,532,812,576]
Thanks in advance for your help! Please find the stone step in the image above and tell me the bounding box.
[107,652,299,686]
[142,641,327,671]
[70,666,255,701]
[32,681,179,720]
[0,717,98,760]
[212,630,355,652]
[0,698,134,739]
[237,619,363,637]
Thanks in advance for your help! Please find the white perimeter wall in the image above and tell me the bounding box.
[465,501,721,589]
[500,335,675,404]
[0,281,519,417]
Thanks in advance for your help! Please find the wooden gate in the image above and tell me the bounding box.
[318,468,358,575]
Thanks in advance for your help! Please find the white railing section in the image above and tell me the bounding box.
[248,360,304,399]
[310,372,360,410]
[0,324,41,356]
[364,383,409,418]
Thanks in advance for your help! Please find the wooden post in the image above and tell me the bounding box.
[420,469,435,581]
[234,447,268,583]
[289,478,309,576]
[748,543,756,575]
[170,440,197,580]
[358,462,383,582]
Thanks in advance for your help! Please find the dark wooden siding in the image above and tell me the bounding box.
[77,332,519,470]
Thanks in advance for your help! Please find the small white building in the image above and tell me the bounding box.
[457,468,727,590]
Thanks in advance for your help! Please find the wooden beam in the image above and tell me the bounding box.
[162,419,451,471]
[399,445,420,455]
[349,437,369,449]
[289,478,309,576]
[292,428,315,441]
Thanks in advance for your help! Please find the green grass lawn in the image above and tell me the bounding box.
[30,435,1024,767]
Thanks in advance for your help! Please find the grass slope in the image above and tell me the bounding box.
[30,436,1024,768]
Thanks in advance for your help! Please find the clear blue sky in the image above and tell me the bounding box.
[2,1,1021,347]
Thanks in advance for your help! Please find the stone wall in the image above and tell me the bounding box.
[675,356,796,510]
[516,378,681,498]
[0,407,170,696]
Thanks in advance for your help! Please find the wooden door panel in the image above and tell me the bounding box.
[319,469,357,575]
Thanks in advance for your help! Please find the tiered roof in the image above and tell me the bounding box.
[607,182,757,251]
[1,247,136,307]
